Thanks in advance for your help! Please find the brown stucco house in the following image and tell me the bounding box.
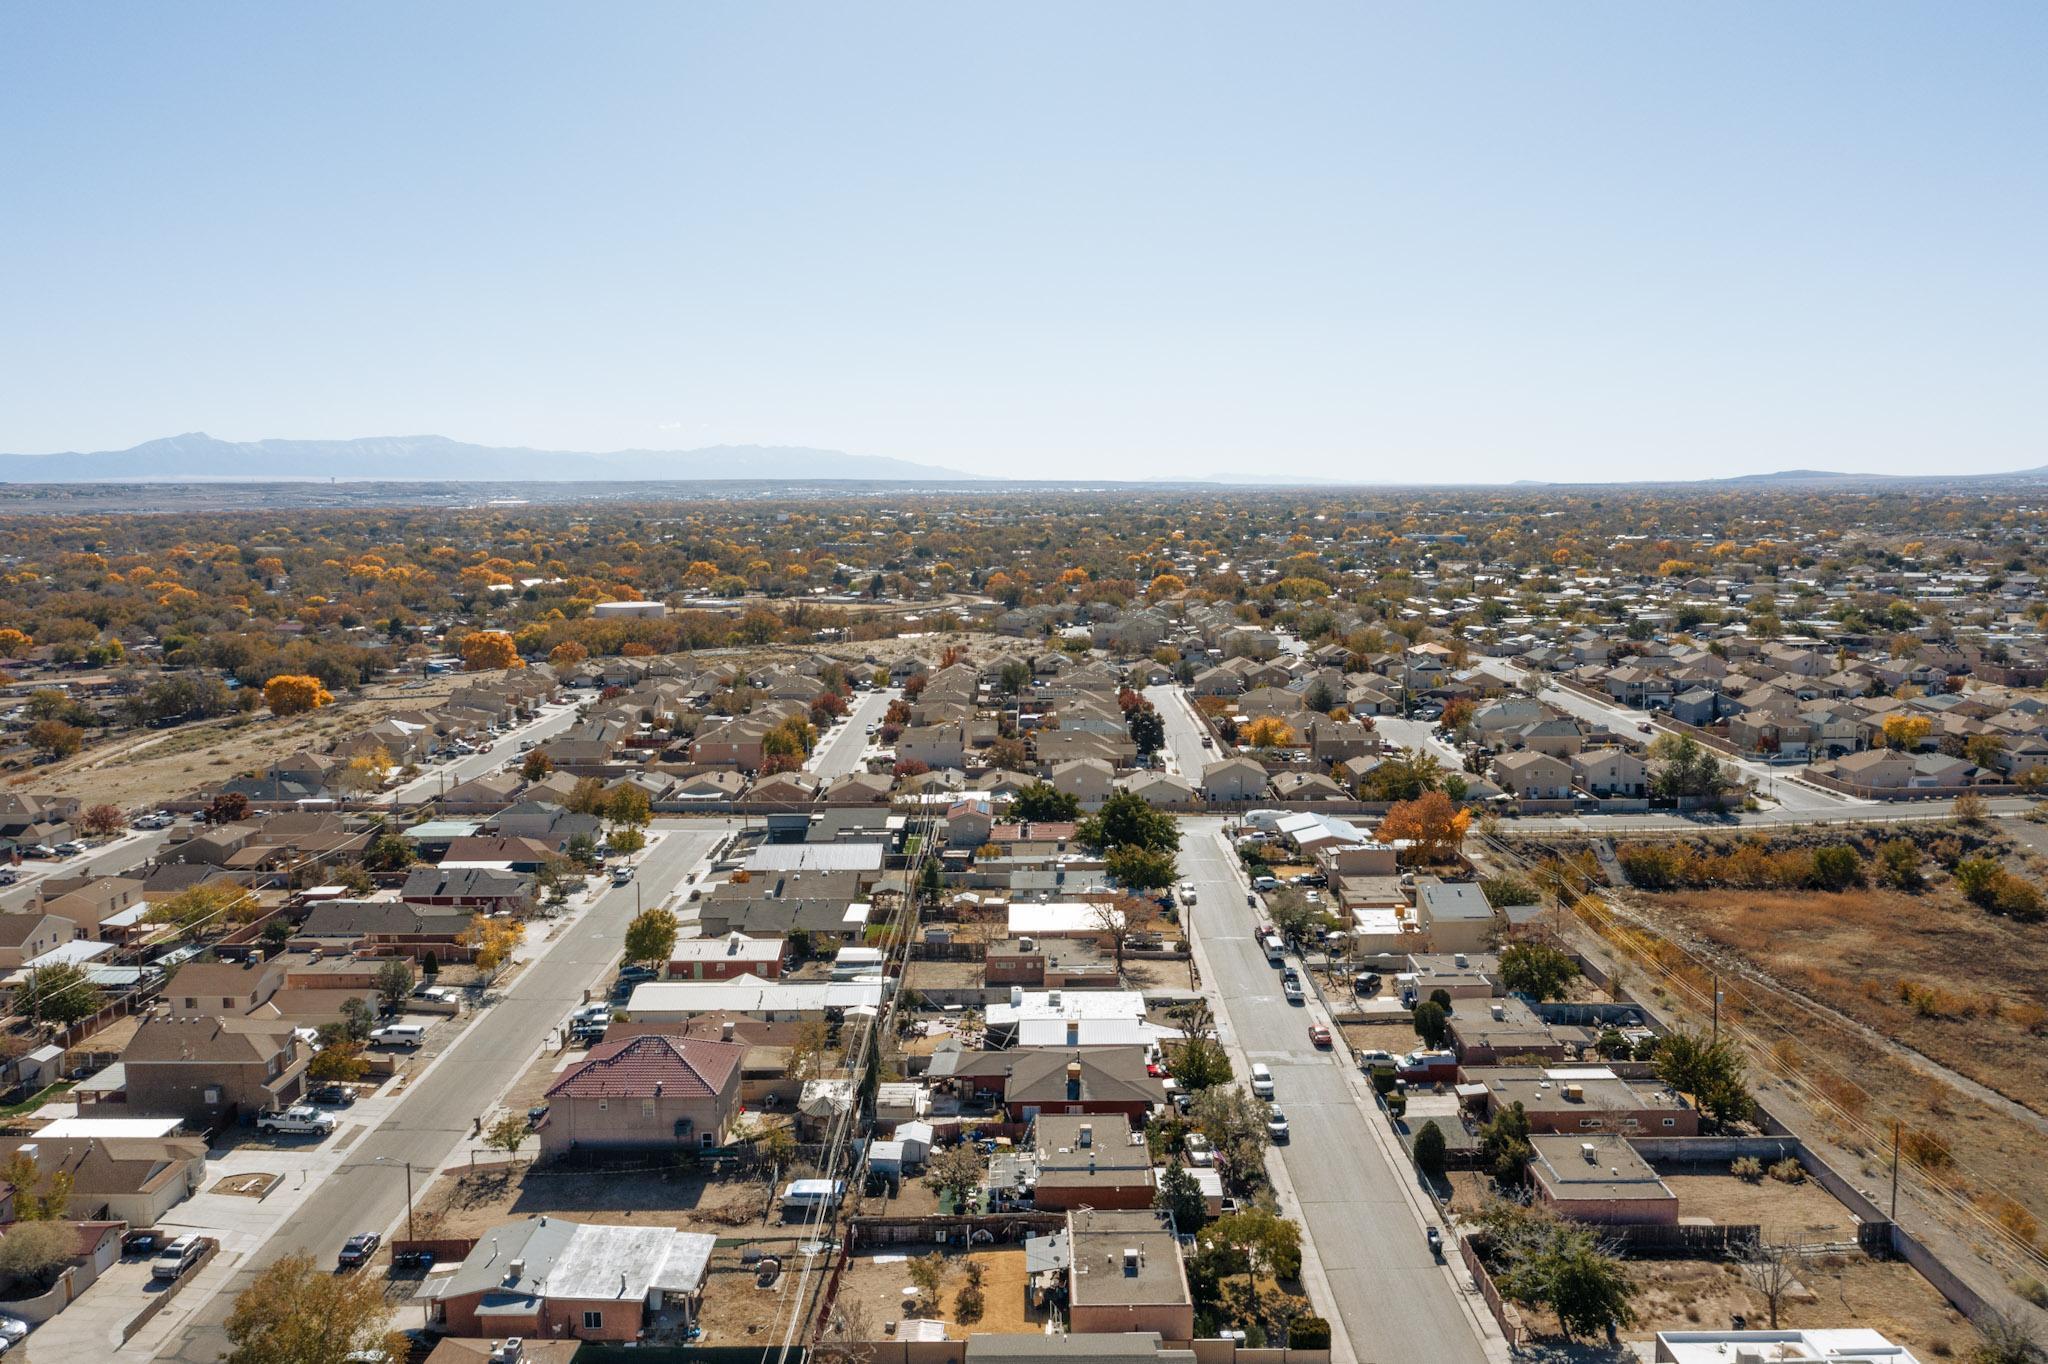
[540,1034,746,1157]
[118,1016,309,1127]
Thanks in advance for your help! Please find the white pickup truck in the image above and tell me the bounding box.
[256,1105,338,1137]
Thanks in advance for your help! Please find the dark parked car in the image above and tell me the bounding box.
[390,1249,436,1275]
[338,1232,380,1269]
[308,1084,354,1106]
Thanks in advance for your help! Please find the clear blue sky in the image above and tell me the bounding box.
[3,4,2043,481]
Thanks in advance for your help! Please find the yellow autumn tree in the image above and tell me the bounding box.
[461,630,523,672]
[1881,714,1932,749]
[548,641,589,667]
[1241,716,1297,748]
[264,674,333,716]
[1146,574,1187,602]
[0,628,32,655]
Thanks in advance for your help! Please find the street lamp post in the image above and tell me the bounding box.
[376,1156,417,1241]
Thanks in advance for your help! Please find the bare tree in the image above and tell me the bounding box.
[1741,1242,1806,1329]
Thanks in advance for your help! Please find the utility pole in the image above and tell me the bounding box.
[1712,975,1721,1046]
[1889,1120,1901,1221]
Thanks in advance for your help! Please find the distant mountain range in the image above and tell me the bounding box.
[1515,464,2048,489]
[0,433,980,483]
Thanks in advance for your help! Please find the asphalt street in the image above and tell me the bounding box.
[806,687,900,780]
[151,821,733,1364]
[0,826,174,912]
[1471,657,1857,814]
[1179,819,1491,1364]
[387,697,584,804]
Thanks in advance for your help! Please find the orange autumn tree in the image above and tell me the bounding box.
[547,641,588,667]
[1375,790,1471,865]
[264,674,333,716]
[0,628,32,655]
[461,630,523,672]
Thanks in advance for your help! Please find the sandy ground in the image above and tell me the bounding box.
[1651,1162,1863,1243]
[821,1247,1045,1342]
[23,675,471,809]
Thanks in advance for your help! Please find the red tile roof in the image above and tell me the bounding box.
[545,1034,745,1101]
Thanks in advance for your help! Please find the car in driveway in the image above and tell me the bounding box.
[0,1314,29,1349]
[256,1105,338,1137]
[308,1083,355,1107]
[1307,1022,1332,1048]
[151,1234,205,1281]
[338,1232,381,1269]
[1184,1133,1215,1167]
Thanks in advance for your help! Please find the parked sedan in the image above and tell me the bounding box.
[337,1232,381,1269]
[1307,1023,1332,1048]
[1266,1106,1290,1142]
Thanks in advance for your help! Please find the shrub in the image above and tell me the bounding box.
[1767,1158,1806,1184]
[1288,1317,1332,1350]
[1731,1156,1764,1182]
[1809,845,1862,891]
[1481,874,1541,908]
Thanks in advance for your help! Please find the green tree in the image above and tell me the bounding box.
[1128,706,1166,756]
[1077,790,1181,854]
[1169,1034,1234,1091]
[622,907,679,966]
[1479,1101,1534,1181]
[362,830,415,871]
[1155,1160,1209,1234]
[1413,1119,1448,1181]
[1498,941,1577,1002]
[1106,844,1178,891]
[1518,1232,1639,1342]
[1013,781,1081,821]
[337,995,376,1043]
[918,857,944,905]
[608,825,647,855]
[374,956,415,1011]
[1654,1031,1751,1127]
[1650,734,1728,803]
[17,962,104,1026]
[1412,999,1449,1047]
[1190,1085,1271,1183]
[224,1252,404,1364]
[1358,747,1444,802]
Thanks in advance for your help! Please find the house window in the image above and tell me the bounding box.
[700,1131,714,1149]
[222,998,235,1009]
[598,1098,608,1110]
[582,1310,604,1331]
[641,1099,656,1119]
[204,1086,222,1105]
[183,998,197,1009]
[1662,1118,1676,1128]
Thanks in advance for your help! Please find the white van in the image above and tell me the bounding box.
[369,1024,426,1050]
[1249,1063,1274,1100]
[1261,933,1285,965]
